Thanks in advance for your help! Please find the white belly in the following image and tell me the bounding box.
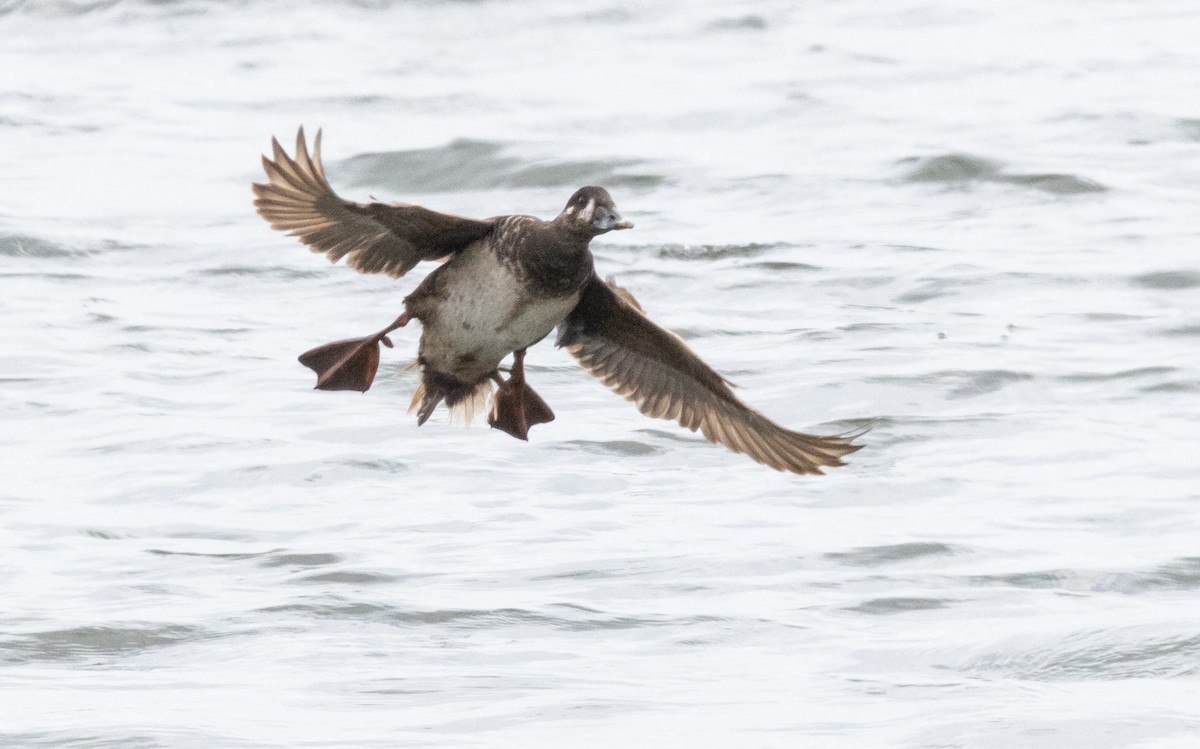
[417,246,580,383]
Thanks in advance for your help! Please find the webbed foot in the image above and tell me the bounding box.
[490,378,555,440]
[487,349,555,440]
[298,311,409,392]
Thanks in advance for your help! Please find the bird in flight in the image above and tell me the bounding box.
[253,128,863,474]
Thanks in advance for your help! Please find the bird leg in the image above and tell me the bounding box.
[488,348,555,440]
[298,311,410,392]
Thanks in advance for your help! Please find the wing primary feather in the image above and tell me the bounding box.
[558,275,864,475]
[312,128,327,181]
[253,127,494,279]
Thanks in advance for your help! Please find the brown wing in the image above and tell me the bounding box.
[557,276,864,475]
[252,127,494,278]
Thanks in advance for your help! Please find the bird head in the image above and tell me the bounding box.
[558,186,634,235]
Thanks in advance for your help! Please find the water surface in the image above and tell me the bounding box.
[3,1,1199,746]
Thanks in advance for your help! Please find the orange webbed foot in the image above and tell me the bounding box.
[298,311,409,392]
[489,377,555,440]
[487,348,555,440]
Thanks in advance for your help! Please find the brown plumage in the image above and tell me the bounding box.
[558,279,862,474]
[253,127,864,474]
[252,129,492,278]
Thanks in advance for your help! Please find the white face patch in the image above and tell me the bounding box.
[577,198,596,223]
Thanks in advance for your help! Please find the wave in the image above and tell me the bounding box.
[898,153,1107,194]
[963,625,1200,680]
[1059,366,1176,383]
[826,541,958,566]
[1,624,209,664]
[846,597,951,615]
[0,233,81,258]
[868,369,1033,398]
[1132,270,1200,290]
[655,242,794,261]
[1158,324,1200,338]
[336,139,666,194]
[255,600,730,632]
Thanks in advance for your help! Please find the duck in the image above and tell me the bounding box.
[252,127,863,474]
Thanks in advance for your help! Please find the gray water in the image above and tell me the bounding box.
[3,0,1200,746]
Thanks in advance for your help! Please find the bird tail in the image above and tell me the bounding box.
[408,368,492,427]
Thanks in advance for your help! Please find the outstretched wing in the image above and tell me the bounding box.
[252,127,494,278]
[557,276,863,475]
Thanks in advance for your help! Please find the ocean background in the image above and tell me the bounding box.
[3,0,1199,746]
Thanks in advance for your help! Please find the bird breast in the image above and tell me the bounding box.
[412,243,582,383]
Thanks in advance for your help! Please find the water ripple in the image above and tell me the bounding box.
[964,627,1200,680]
[256,601,726,632]
[1059,366,1176,383]
[656,242,792,260]
[554,439,664,457]
[1132,270,1200,290]
[0,233,80,258]
[337,139,666,193]
[967,557,1200,595]
[826,542,959,566]
[868,369,1033,398]
[847,597,951,615]
[1,624,208,664]
[898,153,1107,194]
